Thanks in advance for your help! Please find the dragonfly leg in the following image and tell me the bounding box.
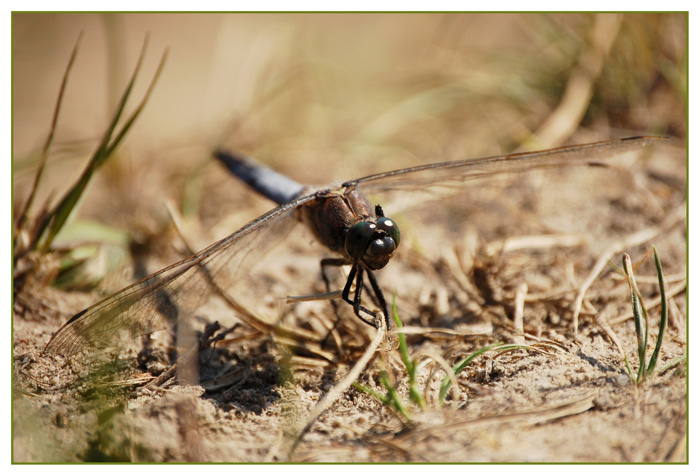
[365,269,391,331]
[320,257,349,347]
[320,258,350,306]
[342,263,381,329]
[320,258,382,330]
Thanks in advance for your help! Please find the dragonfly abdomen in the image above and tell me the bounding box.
[215,150,305,205]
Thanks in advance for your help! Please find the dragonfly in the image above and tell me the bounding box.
[44,136,663,357]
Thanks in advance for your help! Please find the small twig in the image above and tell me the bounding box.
[144,343,197,390]
[286,290,343,303]
[393,324,492,337]
[484,233,587,257]
[513,282,528,344]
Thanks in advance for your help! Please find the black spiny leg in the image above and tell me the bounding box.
[365,268,391,331]
[320,257,350,348]
[353,266,366,322]
[321,258,387,332]
[342,263,382,329]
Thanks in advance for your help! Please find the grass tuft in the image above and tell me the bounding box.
[621,246,671,385]
[352,295,423,422]
[354,295,565,420]
[36,39,168,253]
[13,36,167,296]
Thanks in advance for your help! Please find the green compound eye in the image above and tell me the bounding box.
[345,221,377,260]
[377,217,400,248]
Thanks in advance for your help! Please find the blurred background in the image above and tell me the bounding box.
[13,13,686,167]
[12,12,687,280]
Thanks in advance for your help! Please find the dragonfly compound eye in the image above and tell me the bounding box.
[363,235,397,270]
[377,217,400,248]
[345,221,377,260]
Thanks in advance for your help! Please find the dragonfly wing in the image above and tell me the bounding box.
[341,135,674,284]
[44,195,316,356]
[348,137,665,195]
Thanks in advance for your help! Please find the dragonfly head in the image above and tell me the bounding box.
[345,216,401,270]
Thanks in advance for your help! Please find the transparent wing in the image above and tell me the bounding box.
[44,194,317,356]
[347,137,664,195]
[342,136,668,255]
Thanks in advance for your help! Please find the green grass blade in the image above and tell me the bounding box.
[632,290,647,381]
[645,246,668,377]
[391,293,411,371]
[379,372,411,422]
[38,42,167,253]
[390,296,426,409]
[38,41,150,250]
[407,372,425,409]
[91,37,150,169]
[351,382,391,406]
[451,342,506,376]
[623,253,646,380]
[103,49,168,159]
[657,355,686,375]
[439,342,504,403]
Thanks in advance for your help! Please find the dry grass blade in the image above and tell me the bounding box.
[513,282,528,344]
[402,392,596,443]
[609,280,686,325]
[531,14,622,148]
[484,233,587,256]
[14,32,83,243]
[623,253,648,369]
[394,324,492,337]
[96,375,154,388]
[596,315,627,359]
[411,349,460,405]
